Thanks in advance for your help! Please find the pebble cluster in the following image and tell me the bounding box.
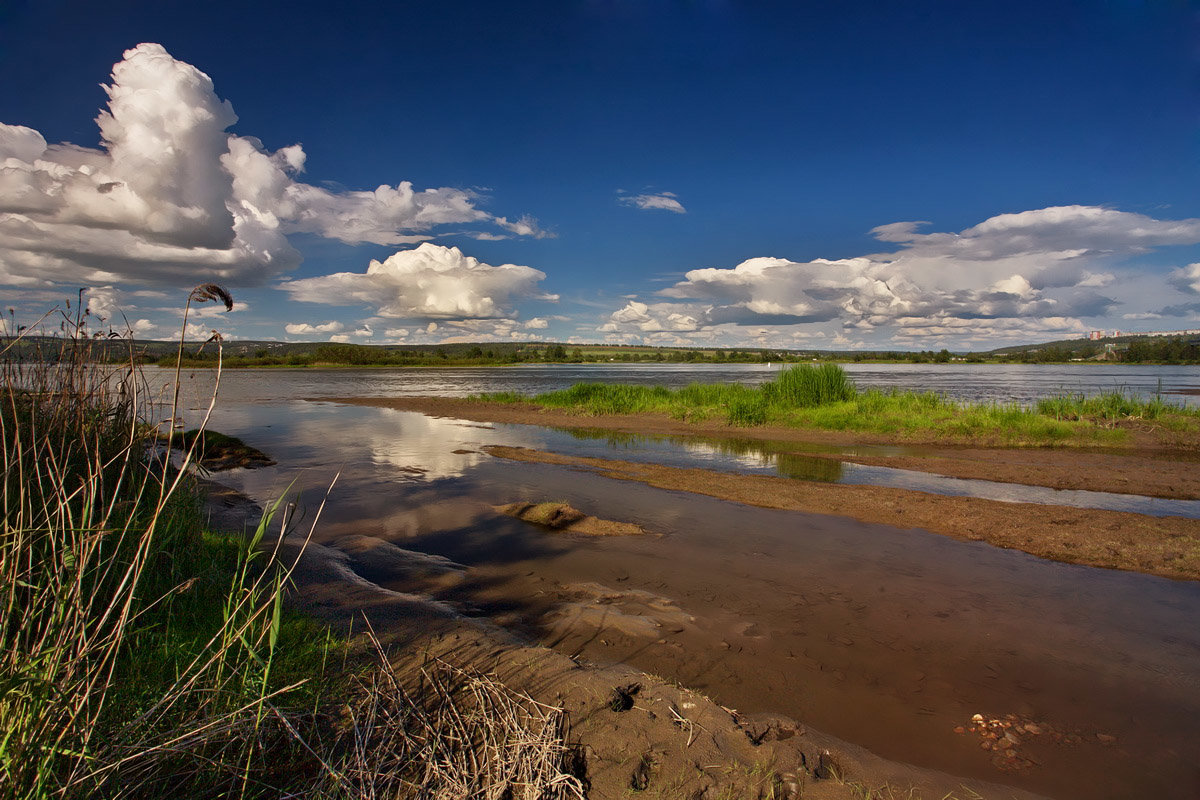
[953,713,1118,773]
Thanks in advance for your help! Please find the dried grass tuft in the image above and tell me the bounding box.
[324,636,586,800]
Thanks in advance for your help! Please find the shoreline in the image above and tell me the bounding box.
[315,396,1200,581]
[317,394,1200,496]
[154,359,1200,368]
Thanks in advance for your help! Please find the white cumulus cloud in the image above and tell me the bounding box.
[494,215,555,239]
[1169,263,1200,295]
[600,205,1200,346]
[284,320,345,336]
[279,242,549,320]
[0,43,538,289]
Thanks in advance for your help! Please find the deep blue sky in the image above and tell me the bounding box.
[2,0,1199,348]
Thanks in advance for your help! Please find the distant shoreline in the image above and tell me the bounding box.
[156,358,1196,369]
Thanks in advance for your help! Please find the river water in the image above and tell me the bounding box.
[153,361,1200,406]
[156,364,1200,800]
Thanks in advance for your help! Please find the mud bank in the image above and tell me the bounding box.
[203,485,1045,800]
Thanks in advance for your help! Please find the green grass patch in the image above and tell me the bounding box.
[479,364,1199,446]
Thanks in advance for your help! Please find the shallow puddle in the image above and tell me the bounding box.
[206,403,1200,800]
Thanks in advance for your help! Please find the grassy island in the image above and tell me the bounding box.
[473,363,1200,447]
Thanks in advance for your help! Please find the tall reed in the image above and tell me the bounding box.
[0,289,313,799]
[762,362,857,407]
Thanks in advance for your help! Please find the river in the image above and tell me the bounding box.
[152,361,1200,407]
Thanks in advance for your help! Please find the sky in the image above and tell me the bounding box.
[2,0,1200,351]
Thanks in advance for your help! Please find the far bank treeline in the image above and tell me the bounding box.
[10,333,1200,368]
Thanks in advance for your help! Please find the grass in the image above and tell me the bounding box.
[0,290,332,799]
[2,290,585,799]
[473,363,1200,446]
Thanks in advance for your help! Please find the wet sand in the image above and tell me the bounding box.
[209,483,1051,800]
[384,457,1199,800]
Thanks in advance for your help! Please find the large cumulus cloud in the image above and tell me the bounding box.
[280,242,550,320]
[0,43,527,288]
[601,206,1200,345]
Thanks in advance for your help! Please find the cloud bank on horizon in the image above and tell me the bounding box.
[601,206,1200,347]
[2,43,1199,349]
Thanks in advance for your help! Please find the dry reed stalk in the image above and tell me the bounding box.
[324,632,586,800]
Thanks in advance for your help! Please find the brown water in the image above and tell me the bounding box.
[206,400,1200,800]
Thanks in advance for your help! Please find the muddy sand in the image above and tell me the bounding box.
[205,484,1049,800]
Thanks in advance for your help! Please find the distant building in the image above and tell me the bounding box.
[1129,328,1200,338]
[1088,328,1200,340]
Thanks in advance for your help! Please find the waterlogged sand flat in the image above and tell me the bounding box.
[482,444,1200,581]
[265,445,1200,800]
[212,489,1048,800]
[326,396,1200,580]
[421,454,1200,800]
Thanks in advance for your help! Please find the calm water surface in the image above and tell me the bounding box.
[150,361,1200,407]
[159,366,1200,800]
